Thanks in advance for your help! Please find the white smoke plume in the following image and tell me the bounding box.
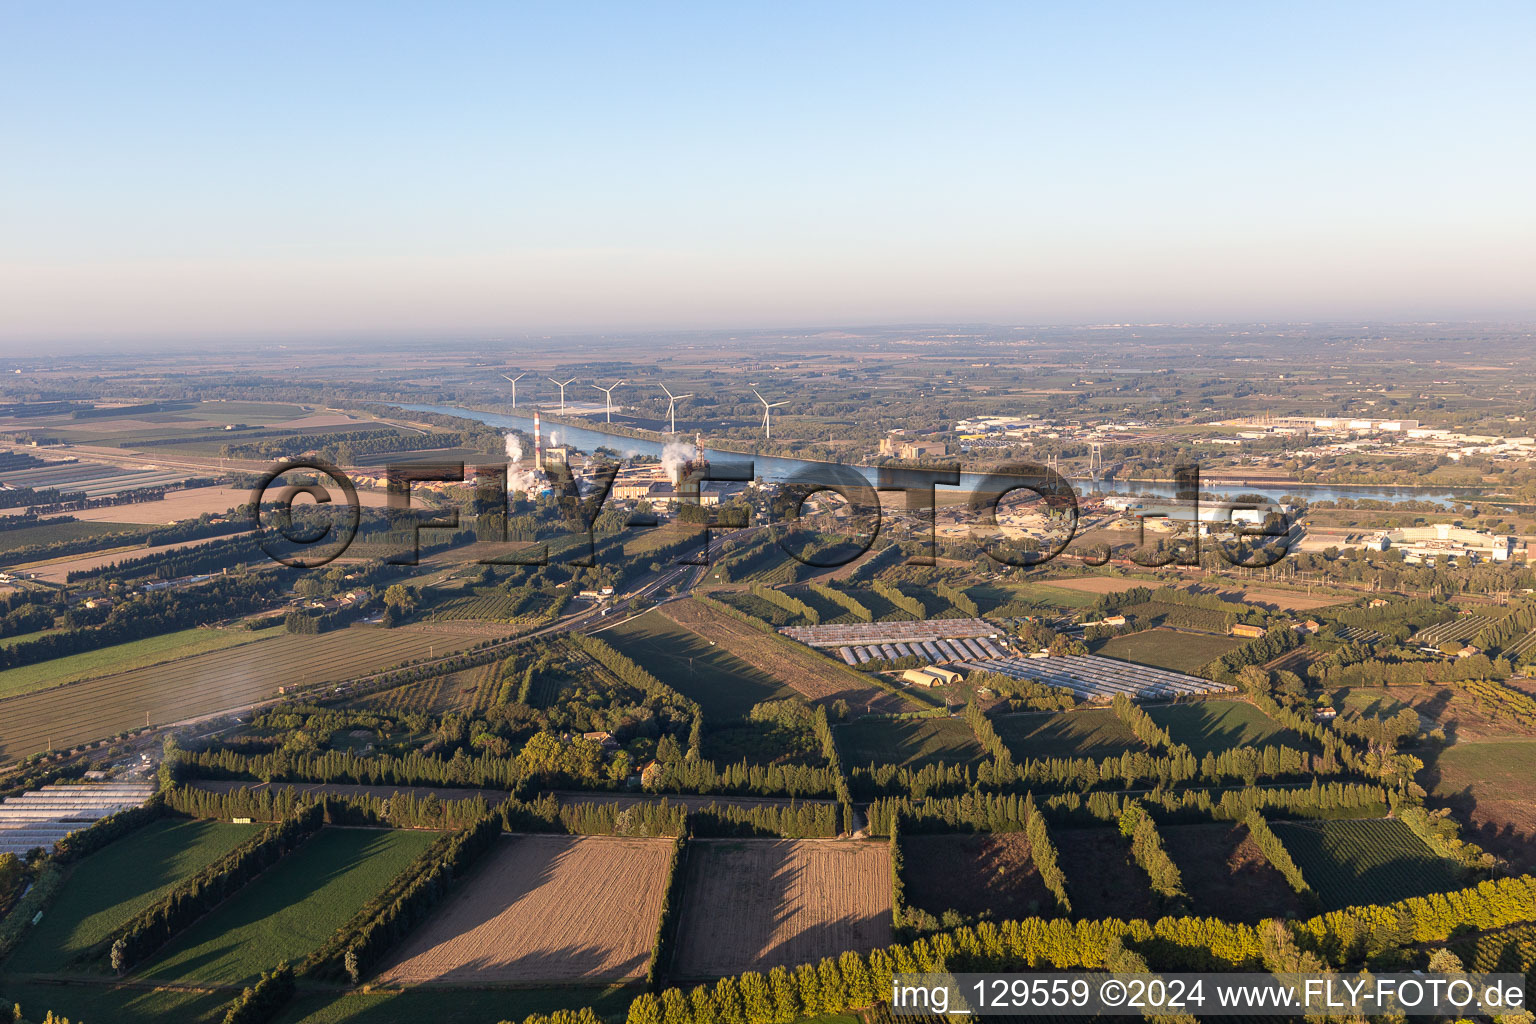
[661,440,698,484]
[503,431,543,495]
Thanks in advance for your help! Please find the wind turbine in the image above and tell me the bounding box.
[500,372,526,409]
[660,384,694,434]
[590,379,625,422]
[547,376,577,412]
[752,388,788,440]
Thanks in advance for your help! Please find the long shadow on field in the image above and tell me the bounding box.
[758,844,891,972]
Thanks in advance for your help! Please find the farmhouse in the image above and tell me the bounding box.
[1229,623,1267,639]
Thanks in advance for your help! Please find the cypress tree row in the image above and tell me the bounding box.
[1110,693,1184,756]
[809,582,872,622]
[219,963,295,1024]
[646,830,691,990]
[1022,793,1071,915]
[613,874,1536,1024]
[963,699,1012,770]
[103,804,325,972]
[1242,809,1312,897]
[872,580,925,619]
[750,583,820,624]
[935,581,979,617]
[1119,801,1185,907]
[302,812,504,981]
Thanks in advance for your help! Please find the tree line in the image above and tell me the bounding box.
[303,812,503,983]
[616,873,1536,1024]
[103,803,325,973]
[865,779,1391,836]
[0,575,284,671]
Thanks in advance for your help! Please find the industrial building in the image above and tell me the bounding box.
[1369,524,1517,564]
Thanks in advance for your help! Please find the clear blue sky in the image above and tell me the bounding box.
[3,1,1533,345]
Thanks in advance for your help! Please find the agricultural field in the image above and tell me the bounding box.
[1037,576,1162,596]
[376,834,674,984]
[18,532,237,583]
[1337,683,1536,744]
[992,708,1145,761]
[0,624,284,701]
[44,485,276,524]
[0,981,229,1024]
[0,626,481,760]
[602,608,800,719]
[966,581,1100,616]
[1268,818,1465,910]
[4,818,258,974]
[1052,827,1157,921]
[902,832,1054,921]
[139,827,436,985]
[0,519,143,556]
[273,986,638,1024]
[347,669,478,716]
[1093,627,1243,674]
[670,839,892,979]
[834,716,982,769]
[658,598,913,715]
[1158,823,1304,922]
[1144,700,1307,756]
[1427,738,1536,873]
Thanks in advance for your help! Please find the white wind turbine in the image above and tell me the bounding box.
[752,388,788,440]
[500,372,526,408]
[590,379,626,422]
[660,384,694,434]
[547,376,577,412]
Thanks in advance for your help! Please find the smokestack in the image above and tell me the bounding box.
[533,411,544,470]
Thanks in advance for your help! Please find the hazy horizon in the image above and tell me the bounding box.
[4,1,1534,346]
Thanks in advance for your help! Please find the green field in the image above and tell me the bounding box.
[968,582,1100,615]
[834,716,982,769]
[0,520,142,556]
[601,609,799,719]
[1427,739,1536,873]
[138,827,436,985]
[993,708,1145,761]
[1269,818,1465,909]
[0,624,284,699]
[1093,628,1243,674]
[0,980,230,1024]
[274,985,638,1024]
[1145,700,1307,756]
[6,818,258,974]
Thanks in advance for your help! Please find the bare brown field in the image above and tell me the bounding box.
[1053,827,1156,921]
[1041,576,1158,595]
[0,627,481,759]
[1159,823,1303,922]
[19,535,231,582]
[903,833,1052,920]
[46,485,390,525]
[662,598,911,714]
[376,834,674,984]
[1216,586,1350,612]
[671,839,892,979]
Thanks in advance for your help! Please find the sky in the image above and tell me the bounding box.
[2,1,1534,346]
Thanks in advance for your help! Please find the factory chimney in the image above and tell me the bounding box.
[533,411,544,470]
